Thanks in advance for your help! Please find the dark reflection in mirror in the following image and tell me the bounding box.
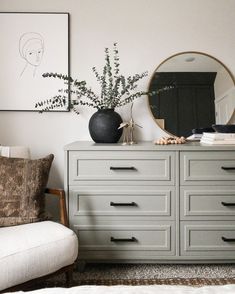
[148,52,235,137]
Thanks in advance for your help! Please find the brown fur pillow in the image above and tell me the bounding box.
[0,154,54,227]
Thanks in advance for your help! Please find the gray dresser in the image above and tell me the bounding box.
[64,141,235,263]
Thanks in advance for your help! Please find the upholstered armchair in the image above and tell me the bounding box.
[0,146,78,292]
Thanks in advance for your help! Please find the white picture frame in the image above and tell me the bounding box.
[0,12,70,111]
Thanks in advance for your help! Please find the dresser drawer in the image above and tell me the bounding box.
[180,151,235,185]
[180,187,235,220]
[181,221,235,257]
[69,151,175,185]
[74,223,174,255]
[69,187,174,219]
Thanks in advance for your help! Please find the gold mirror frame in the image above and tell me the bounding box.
[148,51,235,136]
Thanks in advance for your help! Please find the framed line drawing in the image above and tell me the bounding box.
[0,12,70,111]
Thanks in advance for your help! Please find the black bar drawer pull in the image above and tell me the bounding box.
[221,202,235,206]
[221,166,235,170]
[110,166,136,171]
[222,236,235,242]
[110,237,137,242]
[110,202,137,207]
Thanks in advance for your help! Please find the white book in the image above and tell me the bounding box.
[203,132,235,140]
[200,138,235,145]
[201,136,235,142]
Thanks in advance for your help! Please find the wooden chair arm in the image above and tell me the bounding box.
[44,188,68,227]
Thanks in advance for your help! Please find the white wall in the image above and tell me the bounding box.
[0,0,235,187]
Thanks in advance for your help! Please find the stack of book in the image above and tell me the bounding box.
[200,132,235,144]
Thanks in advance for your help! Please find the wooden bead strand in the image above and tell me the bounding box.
[154,136,186,145]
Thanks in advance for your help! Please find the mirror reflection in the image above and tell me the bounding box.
[148,52,235,137]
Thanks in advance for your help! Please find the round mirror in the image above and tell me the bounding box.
[148,52,235,137]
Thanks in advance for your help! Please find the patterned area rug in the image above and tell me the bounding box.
[70,278,235,286]
[35,264,235,288]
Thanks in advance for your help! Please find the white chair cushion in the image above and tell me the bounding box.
[0,221,78,291]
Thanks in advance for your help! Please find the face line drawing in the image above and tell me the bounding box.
[19,32,44,77]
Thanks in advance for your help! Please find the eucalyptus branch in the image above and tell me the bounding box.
[35,95,68,112]
[116,91,149,107]
[42,72,74,83]
[35,43,160,113]
[118,72,148,99]
[113,42,120,78]
[105,48,113,94]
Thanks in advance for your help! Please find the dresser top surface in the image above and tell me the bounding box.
[64,141,235,151]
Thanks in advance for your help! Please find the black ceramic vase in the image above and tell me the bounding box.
[89,109,123,143]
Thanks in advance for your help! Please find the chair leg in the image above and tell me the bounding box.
[65,268,74,287]
[77,260,86,272]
